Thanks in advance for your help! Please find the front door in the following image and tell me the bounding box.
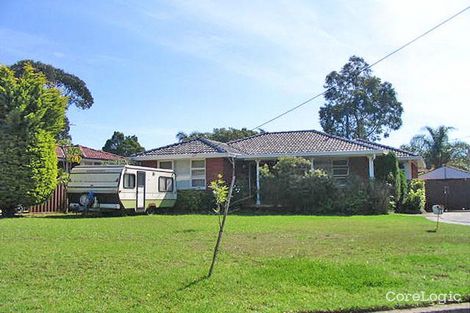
[136,171,145,211]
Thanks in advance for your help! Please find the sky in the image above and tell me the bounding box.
[1,0,469,150]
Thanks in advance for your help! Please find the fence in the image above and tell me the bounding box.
[28,184,68,213]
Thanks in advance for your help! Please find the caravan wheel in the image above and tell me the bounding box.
[147,206,158,215]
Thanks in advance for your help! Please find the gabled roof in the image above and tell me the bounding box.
[419,166,470,180]
[133,137,242,157]
[355,139,418,158]
[56,145,123,161]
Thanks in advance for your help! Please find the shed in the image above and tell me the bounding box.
[419,166,470,211]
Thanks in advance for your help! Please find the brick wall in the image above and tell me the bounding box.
[140,160,158,168]
[206,158,232,186]
[349,156,369,179]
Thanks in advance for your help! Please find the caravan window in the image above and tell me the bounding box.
[123,173,136,189]
[159,176,174,192]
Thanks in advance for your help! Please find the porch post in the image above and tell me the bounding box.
[255,159,261,206]
[368,154,375,179]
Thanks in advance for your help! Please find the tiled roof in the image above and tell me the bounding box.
[134,130,422,160]
[133,138,242,157]
[56,145,124,161]
[355,139,417,158]
[227,130,376,155]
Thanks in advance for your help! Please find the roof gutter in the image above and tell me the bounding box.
[132,152,240,161]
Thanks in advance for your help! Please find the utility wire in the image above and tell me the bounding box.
[251,5,470,131]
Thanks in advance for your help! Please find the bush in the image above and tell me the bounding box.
[260,157,391,215]
[374,153,403,209]
[398,179,425,214]
[338,176,390,215]
[173,190,215,213]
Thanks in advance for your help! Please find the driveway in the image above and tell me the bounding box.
[425,211,470,226]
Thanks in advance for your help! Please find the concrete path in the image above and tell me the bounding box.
[425,211,470,226]
[373,302,469,313]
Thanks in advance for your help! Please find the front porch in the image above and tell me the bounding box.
[233,155,377,206]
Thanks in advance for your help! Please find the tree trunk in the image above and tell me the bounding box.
[208,160,236,278]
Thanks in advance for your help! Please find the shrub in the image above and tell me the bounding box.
[260,157,390,215]
[0,65,66,216]
[398,179,425,214]
[338,176,390,215]
[374,153,402,208]
[173,190,215,213]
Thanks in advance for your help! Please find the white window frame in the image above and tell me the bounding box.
[332,159,349,178]
[157,160,174,170]
[190,159,206,189]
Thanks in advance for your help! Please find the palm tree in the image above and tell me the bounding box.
[175,131,188,142]
[403,126,465,169]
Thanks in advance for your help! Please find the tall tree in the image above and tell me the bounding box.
[10,60,94,140]
[102,131,145,157]
[176,127,259,143]
[401,126,470,170]
[319,56,403,141]
[0,64,67,216]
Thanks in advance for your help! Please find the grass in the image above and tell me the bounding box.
[0,214,469,313]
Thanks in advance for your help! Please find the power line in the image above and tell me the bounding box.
[251,5,470,131]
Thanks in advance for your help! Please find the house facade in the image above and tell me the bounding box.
[133,130,424,205]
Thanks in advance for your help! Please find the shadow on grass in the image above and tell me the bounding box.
[178,275,208,291]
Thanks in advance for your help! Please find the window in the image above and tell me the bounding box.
[158,161,173,170]
[123,173,136,189]
[191,159,206,188]
[313,159,331,173]
[159,176,174,192]
[332,159,349,178]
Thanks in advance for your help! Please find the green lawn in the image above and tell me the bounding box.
[0,214,469,313]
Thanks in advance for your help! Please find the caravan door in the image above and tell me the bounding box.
[136,171,146,211]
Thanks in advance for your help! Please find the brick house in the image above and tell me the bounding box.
[132,130,424,205]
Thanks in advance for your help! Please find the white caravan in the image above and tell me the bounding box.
[68,165,177,213]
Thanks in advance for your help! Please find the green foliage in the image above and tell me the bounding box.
[396,170,408,211]
[173,190,215,213]
[402,125,470,170]
[10,60,93,140]
[0,64,66,214]
[102,131,145,157]
[398,179,425,214]
[260,157,390,215]
[339,177,390,215]
[176,127,260,143]
[319,56,403,141]
[374,153,402,207]
[209,174,229,214]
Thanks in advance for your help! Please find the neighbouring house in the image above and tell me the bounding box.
[29,145,124,213]
[133,130,424,205]
[420,165,470,211]
[56,145,125,169]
